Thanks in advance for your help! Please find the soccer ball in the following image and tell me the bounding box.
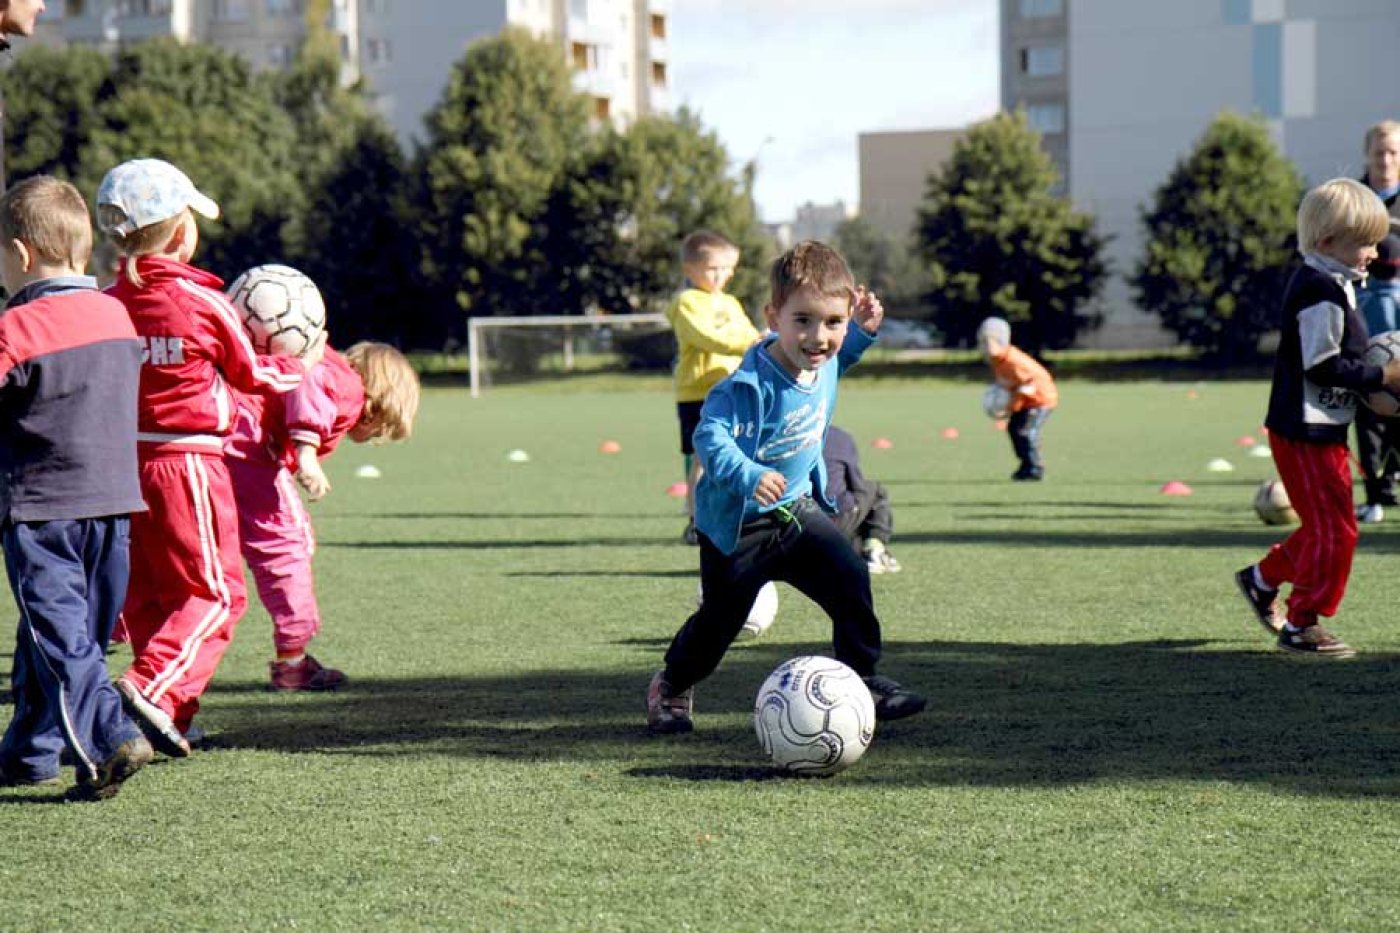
[1363,331,1400,416]
[754,656,875,776]
[226,264,327,358]
[1253,479,1297,526]
[982,383,1012,419]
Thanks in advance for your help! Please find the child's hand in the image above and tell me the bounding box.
[852,286,884,335]
[752,471,787,506]
[294,445,331,501]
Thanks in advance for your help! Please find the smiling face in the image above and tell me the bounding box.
[762,286,851,377]
[1318,234,1380,277]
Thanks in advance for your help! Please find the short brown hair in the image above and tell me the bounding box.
[345,342,421,443]
[768,240,855,311]
[681,229,736,264]
[0,176,93,270]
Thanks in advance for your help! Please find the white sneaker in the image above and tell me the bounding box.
[702,580,779,640]
[863,540,902,574]
[1358,503,1385,524]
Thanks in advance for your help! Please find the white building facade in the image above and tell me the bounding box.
[1001,0,1400,346]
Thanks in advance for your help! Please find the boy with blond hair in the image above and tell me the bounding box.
[646,241,926,735]
[97,158,312,755]
[0,176,152,800]
[1236,178,1400,657]
[226,340,420,691]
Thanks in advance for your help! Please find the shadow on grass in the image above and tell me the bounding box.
[895,526,1400,553]
[199,638,1400,797]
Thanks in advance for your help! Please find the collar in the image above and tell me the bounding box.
[1304,252,1364,283]
[5,275,98,310]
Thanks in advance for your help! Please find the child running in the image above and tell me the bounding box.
[225,341,420,690]
[97,159,312,755]
[1236,177,1400,657]
[646,241,926,734]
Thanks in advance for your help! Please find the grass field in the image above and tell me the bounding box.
[4,375,1400,930]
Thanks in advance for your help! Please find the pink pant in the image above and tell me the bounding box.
[124,451,247,731]
[227,456,320,654]
[1258,432,1357,627]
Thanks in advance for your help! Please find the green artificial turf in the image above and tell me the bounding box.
[2,378,1399,931]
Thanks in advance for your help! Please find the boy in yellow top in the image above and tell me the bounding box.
[977,317,1059,481]
[666,230,763,543]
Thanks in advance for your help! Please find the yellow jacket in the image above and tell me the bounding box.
[665,288,761,402]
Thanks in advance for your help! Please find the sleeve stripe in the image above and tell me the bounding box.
[177,279,303,391]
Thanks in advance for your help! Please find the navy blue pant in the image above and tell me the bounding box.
[663,497,883,691]
[1009,406,1053,475]
[1,517,139,783]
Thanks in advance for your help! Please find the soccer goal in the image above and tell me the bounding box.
[467,313,672,397]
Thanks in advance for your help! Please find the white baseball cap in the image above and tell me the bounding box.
[96,158,220,236]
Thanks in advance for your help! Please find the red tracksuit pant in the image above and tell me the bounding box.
[1258,432,1357,628]
[122,450,247,731]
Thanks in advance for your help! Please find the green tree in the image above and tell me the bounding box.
[2,45,111,183]
[1131,111,1304,363]
[834,216,930,317]
[409,28,593,343]
[913,111,1108,352]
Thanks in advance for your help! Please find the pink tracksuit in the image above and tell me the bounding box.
[225,348,365,654]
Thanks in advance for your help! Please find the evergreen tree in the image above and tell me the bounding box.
[914,111,1108,352]
[2,45,111,183]
[834,216,929,316]
[1131,111,1304,363]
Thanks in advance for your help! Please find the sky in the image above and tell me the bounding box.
[668,0,1001,223]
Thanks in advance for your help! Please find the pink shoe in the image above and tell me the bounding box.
[269,655,347,692]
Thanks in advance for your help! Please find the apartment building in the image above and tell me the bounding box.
[1000,0,1400,346]
[857,129,965,242]
[33,0,670,146]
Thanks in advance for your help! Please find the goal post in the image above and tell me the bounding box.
[467,313,671,397]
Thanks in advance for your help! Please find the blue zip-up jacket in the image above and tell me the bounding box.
[693,326,876,554]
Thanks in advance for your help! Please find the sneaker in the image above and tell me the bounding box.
[862,675,927,722]
[1278,624,1356,658]
[735,581,779,640]
[1011,468,1044,482]
[269,655,347,692]
[1234,567,1285,636]
[681,519,699,546]
[864,542,902,575]
[1357,503,1385,524]
[65,735,153,802]
[645,670,694,735]
[0,761,59,787]
[116,679,190,758]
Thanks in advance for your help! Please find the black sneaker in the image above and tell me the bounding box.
[1234,566,1284,635]
[1278,624,1356,659]
[1011,468,1044,482]
[681,520,699,546]
[65,735,153,802]
[862,675,927,721]
[645,670,694,735]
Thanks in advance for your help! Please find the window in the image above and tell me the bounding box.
[593,96,611,121]
[267,42,293,66]
[365,37,392,65]
[265,0,301,16]
[570,0,588,20]
[1019,0,1062,18]
[651,61,667,88]
[118,0,172,14]
[212,0,249,23]
[1020,44,1064,77]
[571,41,597,71]
[1026,103,1066,135]
[650,13,666,39]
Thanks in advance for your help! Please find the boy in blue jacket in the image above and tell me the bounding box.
[646,241,926,735]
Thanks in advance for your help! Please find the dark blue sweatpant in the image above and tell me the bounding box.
[0,517,140,783]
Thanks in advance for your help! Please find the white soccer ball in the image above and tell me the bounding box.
[1253,479,1297,526]
[226,264,327,358]
[754,656,875,776]
[1363,330,1400,416]
[982,383,1012,419]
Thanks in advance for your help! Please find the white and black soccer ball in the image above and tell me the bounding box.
[226,264,327,358]
[754,656,875,776]
[1253,479,1297,526]
[982,383,1012,420]
[1363,331,1400,416]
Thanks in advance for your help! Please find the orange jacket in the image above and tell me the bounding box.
[988,344,1058,411]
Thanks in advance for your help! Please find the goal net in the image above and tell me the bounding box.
[467,313,673,397]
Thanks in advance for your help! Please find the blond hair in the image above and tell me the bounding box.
[0,176,92,270]
[104,210,185,289]
[768,240,855,311]
[1364,120,1400,152]
[1297,178,1390,254]
[345,342,420,442]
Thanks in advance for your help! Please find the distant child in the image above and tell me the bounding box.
[0,176,152,800]
[976,317,1058,481]
[664,230,762,544]
[646,241,927,735]
[1235,177,1400,658]
[97,159,311,756]
[1353,232,1400,522]
[823,425,902,574]
[225,341,420,691]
